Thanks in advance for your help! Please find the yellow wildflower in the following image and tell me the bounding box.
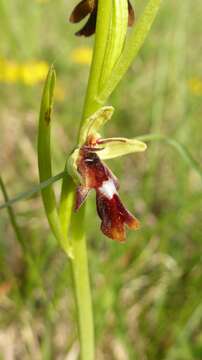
[0,58,49,86]
[0,59,19,83]
[19,61,49,86]
[70,46,92,65]
[188,77,202,96]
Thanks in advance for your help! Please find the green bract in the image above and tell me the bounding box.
[79,106,114,145]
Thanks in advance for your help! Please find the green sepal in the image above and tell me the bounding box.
[79,106,114,145]
[98,137,147,160]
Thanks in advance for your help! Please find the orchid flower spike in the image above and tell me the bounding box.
[69,0,135,37]
[67,106,147,242]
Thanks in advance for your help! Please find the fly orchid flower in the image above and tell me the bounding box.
[69,0,135,37]
[67,107,147,241]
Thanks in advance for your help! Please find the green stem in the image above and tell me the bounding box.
[58,182,94,359]
[59,173,75,240]
[64,2,115,357]
[58,2,112,357]
[71,207,94,360]
[79,0,112,124]
[69,4,114,358]
[59,2,115,358]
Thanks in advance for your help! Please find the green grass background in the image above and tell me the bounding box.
[0,0,202,359]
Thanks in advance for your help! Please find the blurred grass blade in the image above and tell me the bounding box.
[137,134,202,180]
[0,176,26,251]
[38,66,72,256]
[0,171,65,210]
[0,176,57,314]
[98,0,162,102]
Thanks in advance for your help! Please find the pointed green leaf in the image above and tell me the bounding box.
[98,137,147,159]
[38,65,72,257]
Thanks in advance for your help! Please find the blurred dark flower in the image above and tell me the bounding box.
[69,0,135,37]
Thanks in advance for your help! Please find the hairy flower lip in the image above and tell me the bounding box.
[96,191,139,242]
[69,0,135,37]
[74,138,140,241]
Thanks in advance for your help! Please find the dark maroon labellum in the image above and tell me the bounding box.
[75,138,139,241]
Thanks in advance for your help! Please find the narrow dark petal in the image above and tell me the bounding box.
[96,192,139,242]
[75,8,97,37]
[128,0,135,27]
[97,138,127,145]
[84,146,105,152]
[69,0,95,23]
[75,185,91,211]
